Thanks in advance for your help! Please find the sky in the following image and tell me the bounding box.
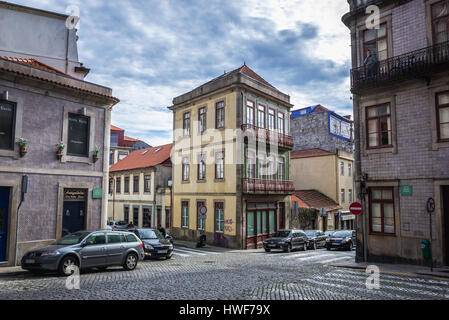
[11,0,352,147]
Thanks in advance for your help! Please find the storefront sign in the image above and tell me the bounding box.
[342,214,356,221]
[64,189,86,200]
[92,188,103,199]
[400,185,413,196]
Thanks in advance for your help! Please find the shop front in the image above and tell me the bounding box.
[62,189,87,237]
[246,202,281,249]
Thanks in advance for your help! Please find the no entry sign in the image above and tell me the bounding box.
[349,202,363,216]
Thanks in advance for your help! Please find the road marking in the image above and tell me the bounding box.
[295,254,336,262]
[173,248,207,255]
[282,250,330,259]
[320,256,354,265]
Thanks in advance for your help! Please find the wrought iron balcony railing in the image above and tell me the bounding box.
[351,40,449,92]
[241,124,294,149]
[242,178,294,195]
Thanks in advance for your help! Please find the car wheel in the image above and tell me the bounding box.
[285,244,292,253]
[59,256,79,277]
[348,242,353,251]
[265,249,271,253]
[123,253,138,271]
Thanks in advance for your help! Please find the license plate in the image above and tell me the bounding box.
[268,244,276,248]
[157,250,167,254]
[25,259,35,264]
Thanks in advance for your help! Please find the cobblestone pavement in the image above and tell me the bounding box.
[1,246,448,300]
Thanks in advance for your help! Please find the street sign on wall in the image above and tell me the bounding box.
[92,188,103,199]
[400,185,413,196]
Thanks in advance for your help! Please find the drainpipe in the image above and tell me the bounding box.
[14,176,28,266]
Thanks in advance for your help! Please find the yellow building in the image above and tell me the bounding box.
[107,144,172,228]
[290,148,355,230]
[168,65,294,249]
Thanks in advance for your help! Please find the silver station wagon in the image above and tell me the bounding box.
[21,230,145,276]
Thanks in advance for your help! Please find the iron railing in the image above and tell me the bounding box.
[241,124,294,149]
[242,178,294,194]
[351,40,449,92]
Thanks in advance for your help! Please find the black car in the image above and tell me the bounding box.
[304,230,327,250]
[263,229,308,253]
[128,228,174,259]
[325,230,356,251]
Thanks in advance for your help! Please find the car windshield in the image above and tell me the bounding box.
[305,231,317,236]
[54,232,90,245]
[138,229,163,240]
[273,231,291,238]
[333,231,352,238]
[118,221,127,226]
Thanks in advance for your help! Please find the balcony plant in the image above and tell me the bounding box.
[93,146,100,163]
[56,141,65,160]
[18,138,28,157]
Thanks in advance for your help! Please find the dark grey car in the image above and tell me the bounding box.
[305,230,327,250]
[21,230,145,276]
[263,229,309,253]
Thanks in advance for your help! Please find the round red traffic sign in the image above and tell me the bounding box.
[349,202,363,216]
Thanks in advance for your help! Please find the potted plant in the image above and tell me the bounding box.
[93,146,100,163]
[56,141,65,160]
[18,138,28,157]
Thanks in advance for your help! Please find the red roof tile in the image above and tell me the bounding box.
[204,64,276,89]
[109,144,172,172]
[2,56,74,78]
[124,136,139,142]
[290,148,334,159]
[110,125,124,131]
[313,104,330,113]
[293,190,342,212]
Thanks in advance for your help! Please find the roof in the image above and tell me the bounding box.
[109,144,172,172]
[293,190,342,212]
[290,148,335,159]
[1,57,74,78]
[110,125,124,131]
[0,57,119,104]
[124,136,140,142]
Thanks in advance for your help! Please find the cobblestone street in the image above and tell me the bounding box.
[1,246,448,300]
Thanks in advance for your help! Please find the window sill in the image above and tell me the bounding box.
[181,180,190,184]
[214,179,225,182]
[364,146,395,156]
[0,149,19,159]
[62,154,92,164]
[197,180,207,183]
[432,140,449,150]
[369,232,396,237]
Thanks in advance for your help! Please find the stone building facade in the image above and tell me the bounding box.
[343,0,449,266]
[0,3,118,266]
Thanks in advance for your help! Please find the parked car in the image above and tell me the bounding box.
[127,228,173,259]
[325,230,356,251]
[263,229,309,253]
[324,230,336,237]
[304,230,327,250]
[21,230,144,276]
[107,220,128,231]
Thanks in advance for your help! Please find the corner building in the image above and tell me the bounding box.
[169,65,294,249]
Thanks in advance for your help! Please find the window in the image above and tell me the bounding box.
[258,104,266,128]
[143,207,151,228]
[85,233,106,245]
[267,155,276,181]
[364,23,388,61]
[118,152,128,161]
[109,179,113,195]
[125,233,138,242]
[109,152,114,165]
[277,157,285,181]
[349,189,353,203]
[107,233,125,244]
[133,175,139,193]
[341,189,345,203]
[110,133,118,147]
[268,108,276,131]
[215,150,224,180]
[216,101,225,129]
[436,91,449,141]
[246,100,255,126]
[366,104,392,148]
[348,163,352,177]
[124,176,130,193]
[124,206,129,221]
[197,153,206,181]
[67,113,90,157]
[247,150,256,179]
[277,112,285,134]
[116,177,121,194]
[182,156,190,181]
[183,112,190,136]
[181,201,189,228]
[199,107,206,134]
[215,202,224,233]
[257,153,266,179]
[0,100,15,150]
[432,1,449,44]
[340,162,345,176]
[144,175,151,192]
[197,201,206,231]
[370,187,395,235]
[133,207,139,226]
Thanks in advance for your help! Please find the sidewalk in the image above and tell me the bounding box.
[174,239,237,253]
[0,265,27,277]
[329,260,449,280]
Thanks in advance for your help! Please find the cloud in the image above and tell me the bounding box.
[8,0,352,145]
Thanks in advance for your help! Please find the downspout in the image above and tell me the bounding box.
[65,29,70,74]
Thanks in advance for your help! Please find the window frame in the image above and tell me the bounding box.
[133,175,139,194]
[0,99,16,151]
[215,100,225,129]
[431,1,449,45]
[182,156,190,182]
[196,201,206,231]
[197,152,206,181]
[436,91,449,142]
[181,201,189,229]
[214,201,225,233]
[277,112,285,134]
[363,22,389,62]
[341,189,345,203]
[268,108,276,131]
[246,149,256,179]
[116,177,121,194]
[215,150,225,181]
[198,106,207,135]
[67,112,90,157]
[257,104,266,129]
[144,175,151,193]
[246,99,255,127]
[369,187,396,236]
[277,156,285,181]
[183,111,191,137]
[124,176,130,194]
[366,103,393,149]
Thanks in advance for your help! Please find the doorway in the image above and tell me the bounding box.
[62,189,86,237]
[0,187,10,262]
[443,186,449,266]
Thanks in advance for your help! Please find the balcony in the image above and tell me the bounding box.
[241,124,294,149]
[242,178,294,195]
[351,40,449,93]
